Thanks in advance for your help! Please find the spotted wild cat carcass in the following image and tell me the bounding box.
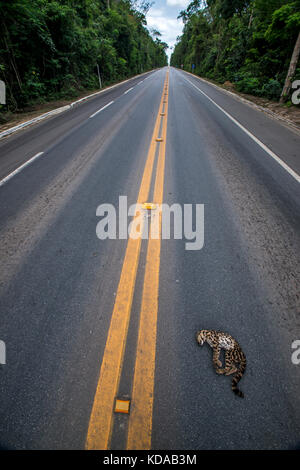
[196,329,246,398]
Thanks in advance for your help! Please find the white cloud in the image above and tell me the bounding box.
[147,10,184,55]
[148,8,165,17]
[166,0,189,7]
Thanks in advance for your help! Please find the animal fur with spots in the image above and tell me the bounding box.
[196,329,246,398]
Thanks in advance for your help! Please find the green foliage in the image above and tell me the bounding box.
[0,0,168,110]
[171,0,300,102]
[261,78,282,100]
[235,73,261,94]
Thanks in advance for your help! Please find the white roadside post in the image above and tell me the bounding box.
[0,80,5,104]
[0,340,5,365]
[96,64,102,89]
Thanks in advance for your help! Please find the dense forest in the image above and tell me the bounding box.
[170,0,300,102]
[0,0,168,112]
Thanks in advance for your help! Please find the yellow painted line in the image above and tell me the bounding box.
[85,73,169,450]
[127,71,169,450]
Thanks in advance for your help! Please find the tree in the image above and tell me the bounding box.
[280,31,300,102]
[0,0,168,112]
[171,0,300,103]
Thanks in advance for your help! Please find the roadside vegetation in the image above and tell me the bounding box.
[170,0,300,104]
[0,0,168,120]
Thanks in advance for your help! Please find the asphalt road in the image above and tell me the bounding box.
[0,67,299,450]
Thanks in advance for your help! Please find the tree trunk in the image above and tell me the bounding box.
[280,31,300,103]
[2,19,22,91]
[248,7,254,29]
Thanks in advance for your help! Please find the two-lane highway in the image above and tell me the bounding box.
[0,67,299,450]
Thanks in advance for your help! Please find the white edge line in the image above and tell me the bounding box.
[0,152,44,188]
[180,69,300,133]
[0,106,70,140]
[123,87,134,95]
[89,100,114,119]
[0,70,158,140]
[184,76,300,184]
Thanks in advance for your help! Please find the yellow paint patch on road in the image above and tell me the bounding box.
[85,72,169,450]
[127,71,169,450]
[115,399,130,414]
[142,202,157,210]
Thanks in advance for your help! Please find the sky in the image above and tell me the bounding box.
[146,0,190,60]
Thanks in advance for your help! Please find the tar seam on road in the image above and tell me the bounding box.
[183,76,300,184]
[0,152,44,188]
[85,71,169,450]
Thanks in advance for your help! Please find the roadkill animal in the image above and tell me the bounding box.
[196,329,246,398]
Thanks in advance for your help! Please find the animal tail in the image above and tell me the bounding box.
[232,355,246,398]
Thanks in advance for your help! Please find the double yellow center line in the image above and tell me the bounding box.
[86,71,169,450]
